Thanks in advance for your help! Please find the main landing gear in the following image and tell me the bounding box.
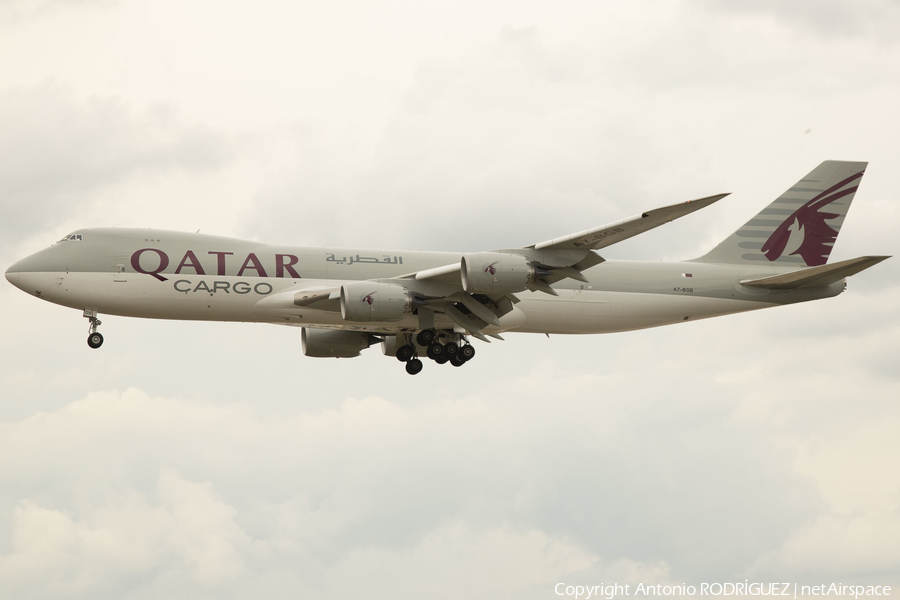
[396,329,477,375]
[405,358,423,375]
[84,309,103,349]
[395,343,423,374]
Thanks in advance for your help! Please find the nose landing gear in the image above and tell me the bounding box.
[84,309,103,349]
[88,331,104,349]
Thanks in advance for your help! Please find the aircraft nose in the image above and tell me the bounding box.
[6,246,60,293]
[5,262,20,288]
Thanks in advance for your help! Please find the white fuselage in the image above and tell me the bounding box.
[6,228,842,336]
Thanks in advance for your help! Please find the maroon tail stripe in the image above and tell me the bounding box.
[807,171,864,204]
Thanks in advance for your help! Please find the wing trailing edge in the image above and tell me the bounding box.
[740,255,890,290]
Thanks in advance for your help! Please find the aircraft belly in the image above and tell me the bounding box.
[262,309,459,333]
[13,271,775,335]
[517,290,774,334]
[28,272,455,331]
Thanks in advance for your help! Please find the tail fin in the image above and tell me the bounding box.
[696,160,868,266]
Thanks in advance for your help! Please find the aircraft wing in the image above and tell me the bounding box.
[528,193,729,251]
[401,192,728,288]
[380,193,729,339]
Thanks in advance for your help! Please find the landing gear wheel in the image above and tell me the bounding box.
[450,355,466,367]
[426,343,444,360]
[435,355,449,365]
[84,310,103,349]
[444,342,459,356]
[87,332,104,349]
[405,358,423,375]
[396,344,415,362]
[416,329,436,346]
[459,344,476,361]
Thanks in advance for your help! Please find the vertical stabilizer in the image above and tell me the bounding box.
[695,160,867,266]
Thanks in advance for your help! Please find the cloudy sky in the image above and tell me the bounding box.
[1,1,899,598]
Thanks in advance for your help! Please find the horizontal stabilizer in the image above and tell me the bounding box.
[740,256,890,290]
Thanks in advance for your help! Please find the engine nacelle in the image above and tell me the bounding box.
[340,282,414,322]
[301,328,373,358]
[461,252,535,294]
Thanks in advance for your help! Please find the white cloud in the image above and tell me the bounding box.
[0,83,232,262]
[752,514,900,581]
[749,410,900,582]
[693,0,900,41]
[0,471,255,599]
[322,523,597,600]
[2,360,897,598]
[0,389,611,597]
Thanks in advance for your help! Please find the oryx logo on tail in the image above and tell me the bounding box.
[761,170,864,267]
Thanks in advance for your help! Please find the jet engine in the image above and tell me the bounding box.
[340,282,414,322]
[461,252,537,294]
[301,328,378,358]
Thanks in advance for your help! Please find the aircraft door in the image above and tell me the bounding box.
[112,258,127,282]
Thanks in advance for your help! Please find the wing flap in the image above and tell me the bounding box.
[740,256,890,290]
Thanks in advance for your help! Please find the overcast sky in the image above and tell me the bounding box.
[1,1,899,598]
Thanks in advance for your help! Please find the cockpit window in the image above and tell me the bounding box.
[57,234,84,242]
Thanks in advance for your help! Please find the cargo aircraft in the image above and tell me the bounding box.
[5,161,889,374]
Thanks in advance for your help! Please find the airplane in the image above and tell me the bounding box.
[5,160,889,375]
